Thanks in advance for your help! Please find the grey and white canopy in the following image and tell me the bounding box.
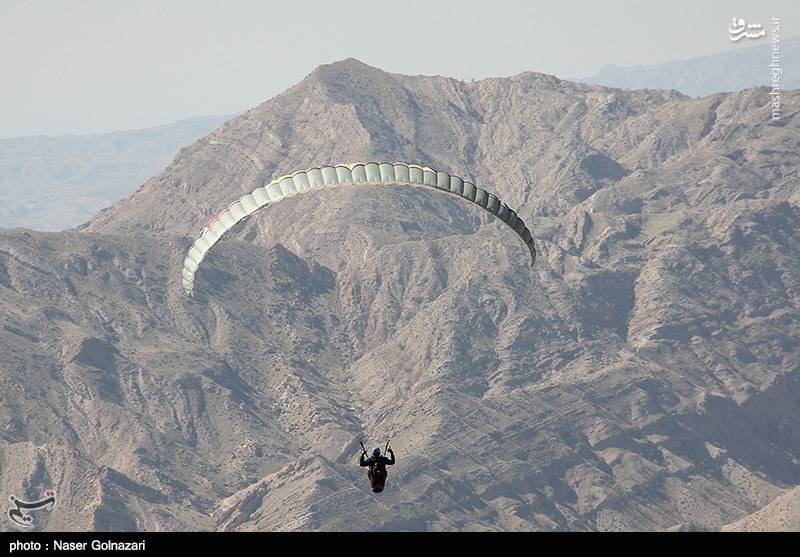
[181,162,536,296]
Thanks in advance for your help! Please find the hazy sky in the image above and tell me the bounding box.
[1,0,796,138]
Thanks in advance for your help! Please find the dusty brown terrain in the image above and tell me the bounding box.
[722,486,800,531]
[1,60,799,531]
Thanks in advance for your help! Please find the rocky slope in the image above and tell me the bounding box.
[722,486,800,531]
[1,59,798,531]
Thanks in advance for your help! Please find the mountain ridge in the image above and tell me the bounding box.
[581,36,800,97]
[1,59,798,531]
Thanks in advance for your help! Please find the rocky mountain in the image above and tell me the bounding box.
[0,115,231,231]
[582,36,800,97]
[1,59,798,531]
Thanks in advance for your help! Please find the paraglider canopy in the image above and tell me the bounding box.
[181,162,537,296]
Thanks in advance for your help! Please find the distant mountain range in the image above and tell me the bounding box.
[5,39,798,233]
[2,59,798,531]
[0,115,232,230]
[581,36,800,97]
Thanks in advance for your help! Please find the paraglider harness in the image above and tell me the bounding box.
[360,439,394,493]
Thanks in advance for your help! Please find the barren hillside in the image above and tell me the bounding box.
[1,59,798,531]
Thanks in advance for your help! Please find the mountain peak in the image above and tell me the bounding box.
[318,57,375,71]
[308,57,387,81]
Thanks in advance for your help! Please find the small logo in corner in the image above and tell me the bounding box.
[729,17,766,41]
[7,490,56,528]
